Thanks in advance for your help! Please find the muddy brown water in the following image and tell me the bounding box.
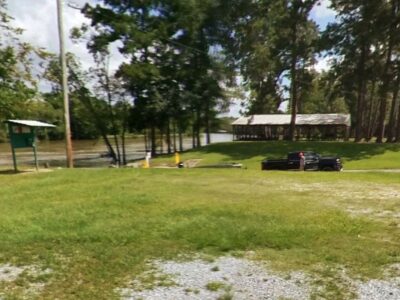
[0,133,233,168]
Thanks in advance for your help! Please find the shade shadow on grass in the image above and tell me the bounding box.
[169,141,400,170]
[198,141,400,161]
[0,169,31,175]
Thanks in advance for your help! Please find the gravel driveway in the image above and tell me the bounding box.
[118,256,400,300]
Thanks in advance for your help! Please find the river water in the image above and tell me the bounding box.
[0,133,233,168]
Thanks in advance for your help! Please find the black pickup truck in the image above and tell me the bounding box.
[261,151,343,171]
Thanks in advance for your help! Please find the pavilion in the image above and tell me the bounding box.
[231,114,351,141]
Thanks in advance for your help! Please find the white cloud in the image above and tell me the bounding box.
[8,0,125,75]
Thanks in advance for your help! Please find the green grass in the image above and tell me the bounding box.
[153,141,400,170]
[0,166,399,298]
[205,281,227,292]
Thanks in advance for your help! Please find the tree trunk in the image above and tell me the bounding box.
[78,92,118,162]
[196,110,201,147]
[288,21,298,141]
[113,135,121,166]
[376,2,396,143]
[160,129,164,154]
[394,95,400,143]
[365,80,376,141]
[121,104,129,165]
[371,97,381,139]
[102,133,117,163]
[144,129,149,153]
[179,130,183,152]
[106,82,121,164]
[121,129,126,165]
[205,119,211,144]
[205,101,211,145]
[166,118,171,154]
[192,122,196,148]
[151,125,156,156]
[387,67,400,142]
[355,42,368,142]
[173,121,177,152]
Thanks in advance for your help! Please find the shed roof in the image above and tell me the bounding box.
[6,120,56,128]
[232,114,351,127]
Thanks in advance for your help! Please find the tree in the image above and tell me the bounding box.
[80,0,228,154]
[0,1,53,139]
[325,0,396,142]
[218,0,318,140]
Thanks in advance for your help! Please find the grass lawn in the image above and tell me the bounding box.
[0,141,399,299]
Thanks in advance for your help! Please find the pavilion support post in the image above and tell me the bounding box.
[307,126,311,140]
[345,126,350,141]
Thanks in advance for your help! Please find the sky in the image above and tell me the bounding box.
[8,0,336,117]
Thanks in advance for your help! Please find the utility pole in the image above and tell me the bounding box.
[56,0,74,168]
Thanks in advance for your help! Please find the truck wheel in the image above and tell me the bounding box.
[322,166,333,171]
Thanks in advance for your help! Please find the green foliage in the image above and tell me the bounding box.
[323,0,400,142]
[301,72,349,114]
[81,0,229,152]
[42,57,103,140]
[0,3,54,140]
[213,117,236,133]
[219,0,319,118]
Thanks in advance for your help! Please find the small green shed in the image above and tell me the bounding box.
[5,120,56,172]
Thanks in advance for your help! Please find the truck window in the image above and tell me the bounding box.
[288,153,299,160]
[305,153,316,160]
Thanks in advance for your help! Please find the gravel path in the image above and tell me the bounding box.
[358,279,400,300]
[119,256,311,300]
[119,257,400,300]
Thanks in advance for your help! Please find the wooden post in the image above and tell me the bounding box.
[8,124,17,172]
[33,143,39,171]
[57,0,74,168]
[11,145,17,173]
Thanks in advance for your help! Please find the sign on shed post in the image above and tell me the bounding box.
[5,120,56,172]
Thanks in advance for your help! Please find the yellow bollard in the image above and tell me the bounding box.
[175,152,180,165]
[144,152,151,168]
[143,160,149,169]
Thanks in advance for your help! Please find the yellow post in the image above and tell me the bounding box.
[175,152,180,165]
[144,152,151,168]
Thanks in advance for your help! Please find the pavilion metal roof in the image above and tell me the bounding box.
[6,120,56,128]
[232,114,351,127]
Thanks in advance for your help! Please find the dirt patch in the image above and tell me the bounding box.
[184,159,202,168]
[0,264,52,298]
[0,265,26,282]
